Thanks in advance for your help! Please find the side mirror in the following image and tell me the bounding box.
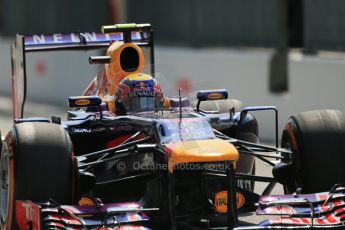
[196,89,228,101]
[196,89,228,112]
[68,96,102,108]
[68,95,104,119]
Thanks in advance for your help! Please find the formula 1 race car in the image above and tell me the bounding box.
[1,23,345,230]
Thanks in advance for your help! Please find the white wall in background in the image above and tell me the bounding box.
[154,47,345,140]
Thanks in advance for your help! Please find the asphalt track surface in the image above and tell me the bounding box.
[0,95,284,226]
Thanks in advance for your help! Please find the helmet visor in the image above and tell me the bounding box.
[126,96,157,113]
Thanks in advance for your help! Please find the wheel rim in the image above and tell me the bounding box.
[281,142,295,193]
[0,143,10,224]
[281,126,301,194]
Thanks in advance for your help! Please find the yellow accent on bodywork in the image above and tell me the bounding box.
[126,73,152,81]
[166,139,239,173]
[162,97,171,109]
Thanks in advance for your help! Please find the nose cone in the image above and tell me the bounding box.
[165,139,239,173]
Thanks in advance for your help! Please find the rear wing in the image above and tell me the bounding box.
[10,23,154,119]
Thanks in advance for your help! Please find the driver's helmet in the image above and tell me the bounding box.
[115,73,163,114]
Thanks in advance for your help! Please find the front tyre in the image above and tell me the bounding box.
[0,122,75,229]
[0,141,11,229]
[281,110,345,193]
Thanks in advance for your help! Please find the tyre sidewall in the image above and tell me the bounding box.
[2,122,74,229]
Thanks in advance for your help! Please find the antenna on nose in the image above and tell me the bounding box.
[178,88,183,141]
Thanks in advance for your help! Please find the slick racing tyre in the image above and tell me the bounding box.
[0,122,74,229]
[281,110,345,193]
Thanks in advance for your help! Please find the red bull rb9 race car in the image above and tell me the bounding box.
[1,23,345,229]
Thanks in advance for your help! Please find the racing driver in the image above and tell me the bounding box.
[114,73,170,115]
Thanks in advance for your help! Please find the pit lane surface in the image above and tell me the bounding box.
[0,95,283,226]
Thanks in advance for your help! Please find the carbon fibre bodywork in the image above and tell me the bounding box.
[62,106,259,227]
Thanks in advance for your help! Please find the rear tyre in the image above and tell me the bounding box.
[281,110,345,193]
[0,122,74,229]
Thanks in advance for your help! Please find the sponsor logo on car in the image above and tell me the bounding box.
[78,197,95,206]
[16,201,41,230]
[215,191,245,213]
[136,82,148,88]
[75,99,91,106]
[208,93,224,100]
[129,91,155,97]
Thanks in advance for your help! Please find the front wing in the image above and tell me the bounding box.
[236,185,345,229]
[16,200,153,230]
